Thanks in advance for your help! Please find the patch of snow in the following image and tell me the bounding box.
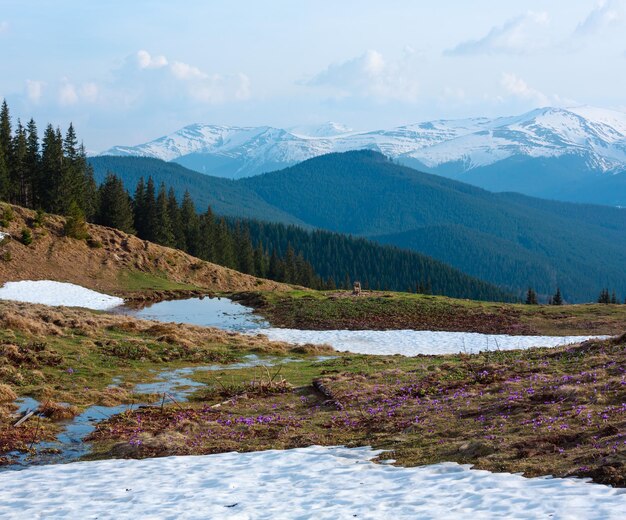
[253,328,604,356]
[0,231,10,241]
[0,446,624,519]
[0,280,124,310]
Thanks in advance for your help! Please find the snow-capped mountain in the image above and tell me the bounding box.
[101,106,626,204]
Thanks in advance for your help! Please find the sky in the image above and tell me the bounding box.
[1,0,625,151]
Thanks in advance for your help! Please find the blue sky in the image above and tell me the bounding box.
[1,0,625,150]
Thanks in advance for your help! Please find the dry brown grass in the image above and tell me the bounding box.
[0,384,17,402]
[0,300,334,356]
[37,401,80,420]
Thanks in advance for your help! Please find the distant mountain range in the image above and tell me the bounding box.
[89,151,626,302]
[100,106,626,205]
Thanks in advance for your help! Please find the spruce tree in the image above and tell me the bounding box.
[167,188,186,250]
[0,100,11,164]
[142,177,158,243]
[155,182,174,246]
[11,120,28,205]
[97,173,135,233]
[64,200,89,239]
[525,287,538,305]
[0,150,8,201]
[598,288,610,304]
[551,287,563,305]
[25,119,40,208]
[180,191,200,256]
[133,177,146,237]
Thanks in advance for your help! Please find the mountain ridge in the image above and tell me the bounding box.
[90,151,626,302]
[100,106,626,205]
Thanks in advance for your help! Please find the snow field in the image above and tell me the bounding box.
[0,280,124,310]
[255,328,605,356]
[0,446,624,519]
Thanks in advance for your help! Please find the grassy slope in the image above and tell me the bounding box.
[0,205,290,298]
[0,301,331,460]
[239,290,626,336]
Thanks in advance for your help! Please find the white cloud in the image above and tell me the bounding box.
[500,73,549,106]
[113,50,252,105]
[58,80,79,105]
[170,61,207,80]
[305,49,420,102]
[574,0,625,37]
[80,82,99,103]
[136,50,168,69]
[57,79,100,106]
[25,80,45,102]
[445,12,550,56]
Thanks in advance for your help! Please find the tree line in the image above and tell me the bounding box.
[0,100,96,220]
[96,173,324,288]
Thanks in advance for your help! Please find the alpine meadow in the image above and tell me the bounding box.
[1,2,625,519]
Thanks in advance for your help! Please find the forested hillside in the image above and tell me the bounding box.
[91,150,626,302]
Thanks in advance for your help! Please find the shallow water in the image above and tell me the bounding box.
[118,296,605,356]
[116,296,269,331]
[4,354,307,470]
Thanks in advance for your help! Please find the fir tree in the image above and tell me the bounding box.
[11,120,28,205]
[25,119,40,208]
[64,200,89,239]
[0,100,11,163]
[142,177,158,243]
[525,287,538,305]
[551,287,563,305]
[133,177,146,237]
[96,173,135,233]
[155,182,174,246]
[167,188,186,250]
[598,288,610,304]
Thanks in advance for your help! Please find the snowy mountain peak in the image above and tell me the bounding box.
[100,106,626,181]
[288,122,354,138]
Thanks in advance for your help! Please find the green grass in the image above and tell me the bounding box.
[245,289,626,336]
[118,270,201,292]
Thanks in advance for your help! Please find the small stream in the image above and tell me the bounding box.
[5,353,316,469]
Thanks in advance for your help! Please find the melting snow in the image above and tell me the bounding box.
[254,328,604,356]
[0,280,124,310]
[0,446,624,519]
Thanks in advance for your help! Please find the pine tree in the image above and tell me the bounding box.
[64,200,88,239]
[167,188,186,250]
[11,120,28,205]
[133,177,146,237]
[525,287,538,305]
[79,143,97,220]
[610,290,618,305]
[142,177,158,243]
[40,125,64,213]
[97,173,135,233]
[0,100,11,164]
[25,119,40,208]
[598,288,610,304]
[155,182,174,246]
[180,191,200,256]
[551,287,563,305]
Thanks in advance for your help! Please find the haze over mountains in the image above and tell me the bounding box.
[89,151,626,303]
[101,106,626,206]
